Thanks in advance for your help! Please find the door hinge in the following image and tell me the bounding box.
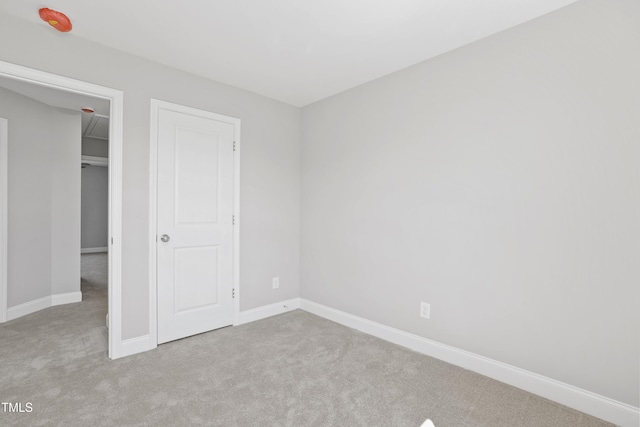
[111,237,114,245]
[232,288,236,299]
[233,141,236,151]
[232,215,235,226]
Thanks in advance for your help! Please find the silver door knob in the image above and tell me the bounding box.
[160,234,170,243]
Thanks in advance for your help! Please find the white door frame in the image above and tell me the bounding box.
[0,60,124,359]
[0,117,7,323]
[149,99,241,348]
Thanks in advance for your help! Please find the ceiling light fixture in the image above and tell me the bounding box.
[39,8,73,32]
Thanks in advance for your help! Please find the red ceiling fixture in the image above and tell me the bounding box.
[39,8,73,32]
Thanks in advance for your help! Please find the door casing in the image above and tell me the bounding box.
[0,117,6,323]
[0,60,124,359]
[149,99,241,348]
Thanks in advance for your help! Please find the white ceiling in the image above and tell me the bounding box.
[0,0,579,106]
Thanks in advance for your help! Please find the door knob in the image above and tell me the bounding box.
[160,234,170,243]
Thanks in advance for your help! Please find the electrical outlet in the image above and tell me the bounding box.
[272,276,280,289]
[420,302,431,319]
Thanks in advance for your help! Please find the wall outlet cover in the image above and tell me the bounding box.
[420,302,430,319]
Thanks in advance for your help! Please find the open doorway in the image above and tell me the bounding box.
[0,60,124,359]
[81,114,110,354]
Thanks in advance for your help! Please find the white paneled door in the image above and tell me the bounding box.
[156,106,235,344]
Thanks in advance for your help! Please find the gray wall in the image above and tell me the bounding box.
[51,109,82,296]
[0,87,81,306]
[0,13,301,339]
[301,0,639,407]
[81,165,109,249]
[1,87,52,306]
[82,137,108,158]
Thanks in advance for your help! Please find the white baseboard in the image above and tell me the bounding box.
[299,299,639,427]
[52,291,82,306]
[237,298,300,325]
[7,296,51,321]
[120,334,155,358]
[81,247,108,254]
[7,291,83,321]
[116,298,302,358]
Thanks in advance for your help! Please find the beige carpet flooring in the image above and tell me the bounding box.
[0,253,613,426]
